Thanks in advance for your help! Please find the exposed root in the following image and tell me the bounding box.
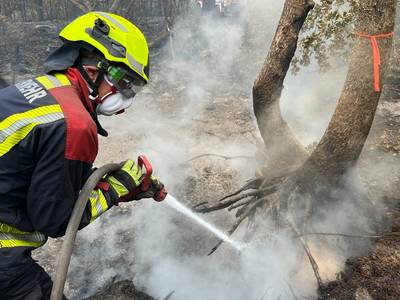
[194,191,258,213]
[208,197,278,255]
[195,186,278,213]
[194,175,286,213]
[228,198,255,211]
[197,171,326,291]
[218,177,266,202]
[192,174,292,255]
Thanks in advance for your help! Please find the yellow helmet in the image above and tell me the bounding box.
[59,11,149,83]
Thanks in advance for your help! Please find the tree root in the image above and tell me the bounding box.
[194,173,349,291]
[217,177,266,202]
[208,197,278,255]
[194,173,328,291]
[194,192,257,213]
[218,175,284,204]
[191,174,292,255]
[194,186,277,213]
[228,198,255,211]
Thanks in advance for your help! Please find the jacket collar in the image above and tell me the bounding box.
[65,68,108,137]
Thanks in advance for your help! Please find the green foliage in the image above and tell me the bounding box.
[292,0,357,73]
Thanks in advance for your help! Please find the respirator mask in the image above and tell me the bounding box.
[95,64,145,116]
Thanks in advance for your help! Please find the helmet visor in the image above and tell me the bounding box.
[106,65,145,98]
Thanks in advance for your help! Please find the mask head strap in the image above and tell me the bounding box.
[77,60,109,99]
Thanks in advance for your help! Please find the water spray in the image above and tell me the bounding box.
[164,194,244,253]
[139,155,243,253]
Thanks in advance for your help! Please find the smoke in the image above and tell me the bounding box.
[63,1,395,300]
[281,64,347,145]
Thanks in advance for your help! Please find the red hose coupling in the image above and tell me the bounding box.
[154,187,168,202]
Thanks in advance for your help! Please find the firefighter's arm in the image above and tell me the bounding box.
[24,122,163,237]
[24,121,115,237]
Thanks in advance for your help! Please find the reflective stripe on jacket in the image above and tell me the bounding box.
[0,222,46,248]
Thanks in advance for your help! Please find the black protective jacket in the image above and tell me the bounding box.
[0,70,114,271]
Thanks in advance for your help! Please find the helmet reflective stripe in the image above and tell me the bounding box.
[96,12,128,33]
[127,54,144,75]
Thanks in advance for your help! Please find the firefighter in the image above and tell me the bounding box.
[0,12,165,300]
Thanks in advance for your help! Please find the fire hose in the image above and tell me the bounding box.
[50,162,121,300]
[50,156,166,300]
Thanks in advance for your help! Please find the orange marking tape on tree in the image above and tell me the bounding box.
[355,32,394,92]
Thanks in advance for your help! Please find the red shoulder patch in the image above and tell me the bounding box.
[50,86,98,163]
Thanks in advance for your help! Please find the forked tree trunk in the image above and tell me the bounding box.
[200,0,396,266]
[253,0,315,171]
[253,0,396,185]
[301,0,396,182]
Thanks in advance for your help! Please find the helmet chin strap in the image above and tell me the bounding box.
[77,60,109,99]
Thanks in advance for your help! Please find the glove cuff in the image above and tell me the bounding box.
[96,179,120,205]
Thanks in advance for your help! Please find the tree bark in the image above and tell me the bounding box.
[253,0,315,171]
[302,0,396,181]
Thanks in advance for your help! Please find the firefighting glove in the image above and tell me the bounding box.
[104,160,165,204]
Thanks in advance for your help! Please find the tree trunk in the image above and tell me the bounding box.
[253,0,314,172]
[301,0,396,181]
